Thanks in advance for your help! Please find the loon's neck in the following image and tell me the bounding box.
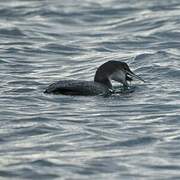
[94,66,112,89]
[94,76,112,89]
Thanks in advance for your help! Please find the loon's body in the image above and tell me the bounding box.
[44,80,110,95]
[44,60,144,96]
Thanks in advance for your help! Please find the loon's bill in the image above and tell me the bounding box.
[126,70,145,82]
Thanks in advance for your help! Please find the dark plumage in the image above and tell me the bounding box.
[44,60,144,96]
[44,80,110,96]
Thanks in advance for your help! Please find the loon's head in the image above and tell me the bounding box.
[94,60,144,89]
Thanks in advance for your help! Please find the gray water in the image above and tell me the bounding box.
[0,0,180,179]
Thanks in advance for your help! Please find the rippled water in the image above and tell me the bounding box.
[0,0,180,179]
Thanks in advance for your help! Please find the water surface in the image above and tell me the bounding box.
[0,0,180,179]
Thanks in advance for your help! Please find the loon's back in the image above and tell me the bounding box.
[44,80,110,96]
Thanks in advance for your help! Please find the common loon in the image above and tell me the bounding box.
[44,60,144,96]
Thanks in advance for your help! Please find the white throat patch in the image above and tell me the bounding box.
[110,70,127,86]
